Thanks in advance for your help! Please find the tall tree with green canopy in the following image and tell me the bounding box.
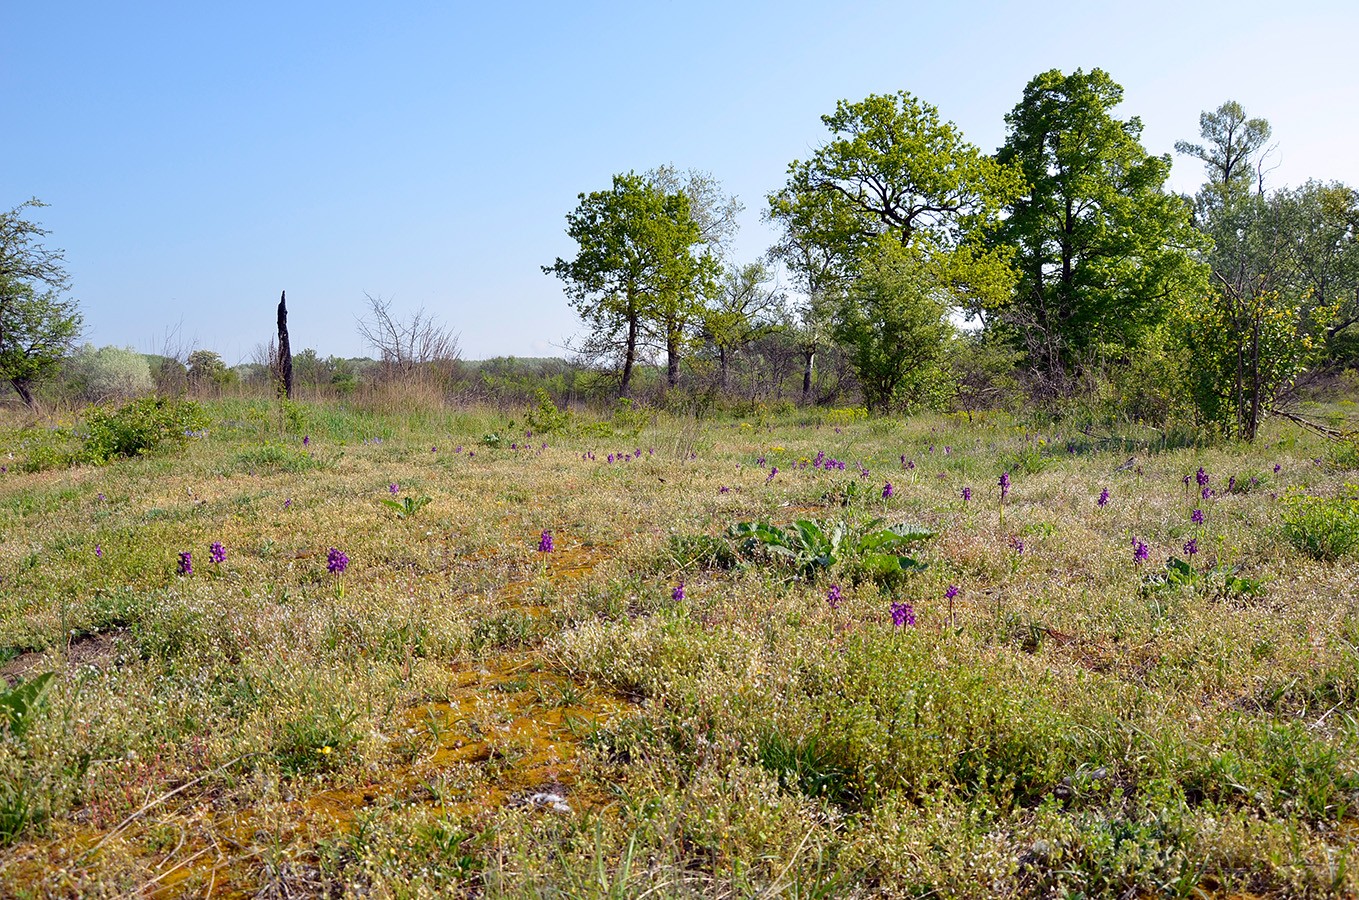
[770,91,1021,304]
[0,200,83,408]
[545,174,714,396]
[996,68,1207,398]
[768,91,1022,408]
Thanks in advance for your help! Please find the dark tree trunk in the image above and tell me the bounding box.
[10,377,35,409]
[620,314,638,397]
[666,335,680,388]
[719,346,729,393]
[277,291,293,400]
[801,350,815,402]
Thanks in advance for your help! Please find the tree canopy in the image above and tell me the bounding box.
[995,68,1207,395]
[545,173,716,395]
[0,199,82,408]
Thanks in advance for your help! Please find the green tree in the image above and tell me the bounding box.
[769,91,1021,410]
[767,185,856,402]
[1175,103,1347,439]
[834,238,955,413]
[0,200,83,408]
[1277,182,1359,348]
[770,91,1020,301]
[186,350,235,392]
[996,69,1207,397]
[643,166,734,387]
[545,173,715,396]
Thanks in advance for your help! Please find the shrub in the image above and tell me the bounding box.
[81,396,209,464]
[1281,487,1359,561]
[525,388,571,433]
[64,344,153,403]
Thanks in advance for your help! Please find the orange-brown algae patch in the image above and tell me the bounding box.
[0,661,630,899]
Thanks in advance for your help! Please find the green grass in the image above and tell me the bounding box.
[0,399,1357,896]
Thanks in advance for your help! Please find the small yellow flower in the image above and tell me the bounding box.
[318,745,332,755]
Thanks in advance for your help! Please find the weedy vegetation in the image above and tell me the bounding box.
[0,399,1358,897]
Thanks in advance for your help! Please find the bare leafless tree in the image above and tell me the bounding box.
[355,293,460,379]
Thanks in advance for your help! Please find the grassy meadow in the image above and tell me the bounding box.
[1,397,1358,897]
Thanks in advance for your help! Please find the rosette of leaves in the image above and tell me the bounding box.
[728,518,934,585]
[380,495,432,519]
[1143,557,1266,603]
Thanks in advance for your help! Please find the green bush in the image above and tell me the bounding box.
[525,388,571,434]
[1281,488,1359,561]
[81,396,209,464]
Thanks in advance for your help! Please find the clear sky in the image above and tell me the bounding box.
[5,1,1357,364]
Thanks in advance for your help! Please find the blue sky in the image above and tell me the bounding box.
[5,1,1357,363]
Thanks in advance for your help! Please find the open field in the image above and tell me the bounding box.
[1,399,1358,897]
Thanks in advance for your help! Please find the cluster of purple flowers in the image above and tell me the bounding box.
[812,451,848,471]
[672,582,685,602]
[177,551,193,575]
[890,601,916,628]
[882,482,894,499]
[901,457,916,470]
[1183,537,1199,558]
[1010,537,1025,555]
[327,547,348,575]
[1196,467,1209,488]
[210,541,226,564]
[1132,538,1150,564]
[389,483,399,494]
[999,472,1011,501]
[945,584,959,601]
[1191,508,1204,525]
[962,486,972,503]
[538,530,554,553]
[766,467,779,484]
[1097,487,1110,508]
[826,584,842,610]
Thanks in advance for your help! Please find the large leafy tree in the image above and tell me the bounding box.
[0,200,83,408]
[996,69,1207,397]
[545,174,714,395]
[768,91,1021,410]
[770,91,1020,298]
